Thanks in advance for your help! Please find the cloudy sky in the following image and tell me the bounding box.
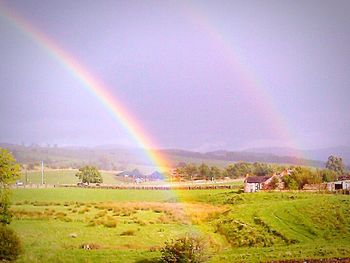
[0,0,349,151]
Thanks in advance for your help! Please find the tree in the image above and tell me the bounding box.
[184,164,198,181]
[326,155,345,175]
[224,162,252,179]
[0,149,21,225]
[252,162,273,176]
[0,148,22,261]
[283,167,321,190]
[0,149,21,188]
[210,166,222,181]
[318,169,337,182]
[75,166,103,184]
[198,163,210,180]
[223,165,237,179]
[173,167,185,182]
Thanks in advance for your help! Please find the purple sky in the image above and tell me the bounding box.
[0,0,349,151]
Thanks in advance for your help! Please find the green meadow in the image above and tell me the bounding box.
[19,169,123,185]
[9,188,350,262]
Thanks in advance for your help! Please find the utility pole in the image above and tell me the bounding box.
[41,161,44,185]
[25,168,28,185]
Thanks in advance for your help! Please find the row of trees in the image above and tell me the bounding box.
[282,166,340,190]
[274,155,345,190]
[173,162,284,181]
[174,155,346,183]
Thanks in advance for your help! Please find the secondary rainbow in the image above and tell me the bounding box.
[0,3,171,173]
[183,3,303,158]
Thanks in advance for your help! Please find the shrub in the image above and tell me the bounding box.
[120,229,136,236]
[0,225,22,261]
[161,233,209,263]
[0,190,12,225]
[135,219,147,226]
[215,218,278,247]
[80,243,101,250]
[103,219,117,228]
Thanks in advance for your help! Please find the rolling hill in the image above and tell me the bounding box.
[0,143,338,170]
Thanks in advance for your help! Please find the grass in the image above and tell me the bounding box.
[10,188,234,203]
[8,188,350,262]
[19,169,124,185]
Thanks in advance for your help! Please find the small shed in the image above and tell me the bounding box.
[326,178,350,191]
[244,176,271,193]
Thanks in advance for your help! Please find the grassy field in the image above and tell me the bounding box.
[8,188,350,262]
[19,169,124,185]
[18,169,245,187]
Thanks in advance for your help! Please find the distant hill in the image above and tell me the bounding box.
[243,146,350,165]
[160,149,325,168]
[2,143,348,170]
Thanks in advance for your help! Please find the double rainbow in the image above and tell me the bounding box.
[183,3,302,156]
[0,2,303,169]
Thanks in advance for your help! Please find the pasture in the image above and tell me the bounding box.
[19,169,124,185]
[9,188,350,262]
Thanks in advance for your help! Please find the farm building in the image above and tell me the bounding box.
[326,176,350,191]
[117,169,144,178]
[148,171,164,181]
[244,170,290,192]
[244,176,271,192]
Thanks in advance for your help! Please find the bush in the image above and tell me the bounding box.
[161,234,209,263]
[283,167,322,190]
[0,225,22,261]
[0,190,12,225]
[80,243,101,250]
[103,219,117,228]
[120,229,136,236]
[215,218,277,247]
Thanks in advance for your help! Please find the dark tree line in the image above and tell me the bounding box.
[173,162,285,181]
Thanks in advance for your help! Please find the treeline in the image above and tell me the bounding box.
[173,162,286,181]
[281,167,340,190]
[173,161,345,188]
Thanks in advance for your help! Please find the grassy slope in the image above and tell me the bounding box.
[9,189,350,262]
[209,192,350,262]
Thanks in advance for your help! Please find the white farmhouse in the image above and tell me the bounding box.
[244,176,271,193]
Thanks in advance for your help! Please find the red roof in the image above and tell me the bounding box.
[338,175,350,181]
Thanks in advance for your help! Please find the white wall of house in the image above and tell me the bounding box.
[244,182,260,192]
[326,180,350,191]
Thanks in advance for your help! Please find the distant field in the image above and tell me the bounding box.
[19,169,124,185]
[9,188,350,262]
[18,169,245,187]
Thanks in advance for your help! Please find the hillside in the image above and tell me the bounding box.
[161,149,325,167]
[0,143,328,170]
[244,146,350,165]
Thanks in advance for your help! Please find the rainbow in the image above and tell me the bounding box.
[183,3,303,157]
[0,1,304,165]
[0,2,307,239]
[0,3,171,174]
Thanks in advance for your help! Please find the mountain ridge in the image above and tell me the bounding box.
[1,143,349,168]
